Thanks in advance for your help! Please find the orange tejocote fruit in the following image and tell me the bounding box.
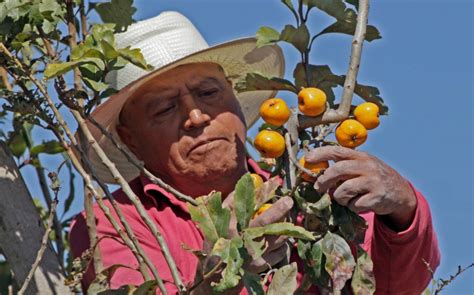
[253,203,272,219]
[254,130,285,158]
[250,173,264,189]
[354,102,380,130]
[298,87,327,117]
[259,98,291,127]
[299,156,329,182]
[335,119,368,148]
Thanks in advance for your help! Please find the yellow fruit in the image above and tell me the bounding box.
[299,157,329,182]
[254,130,285,158]
[354,102,380,130]
[335,119,368,148]
[250,173,264,189]
[298,87,327,117]
[259,98,291,127]
[253,203,272,219]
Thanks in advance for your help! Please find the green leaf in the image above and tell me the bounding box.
[30,140,64,156]
[293,63,337,106]
[62,155,75,215]
[280,24,310,53]
[7,131,27,158]
[256,26,280,48]
[207,192,231,239]
[243,272,265,295]
[345,0,359,11]
[309,240,324,280]
[88,264,134,294]
[254,177,280,209]
[83,77,109,92]
[188,192,231,243]
[281,0,296,12]
[267,262,298,295]
[101,40,119,60]
[118,47,152,70]
[244,222,315,241]
[351,247,376,295]
[44,58,102,79]
[321,231,356,292]
[94,0,137,33]
[91,23,116,45]
[307,193,332,215]
[334,204,368,244]
[326,75,388,114]
[317,22,382,42]
[211,238,245,292]
[234,173,255,231]
[304,0,350,21]
[235,72,297,94]
[133,280,158,295]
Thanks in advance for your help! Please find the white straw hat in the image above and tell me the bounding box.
[83,11,285,183]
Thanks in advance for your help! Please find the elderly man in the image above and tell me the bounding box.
[70,11,440,294]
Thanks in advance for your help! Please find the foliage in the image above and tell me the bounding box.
[0,0,455,294]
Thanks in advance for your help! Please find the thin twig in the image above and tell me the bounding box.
[17,196,59,295]
[433,262,474,295]
[79,0,88,40]
[65,0,82,90]
[0,43,168,293]
[36,26,56,59]
[35,166,65,270]
[70,107,186,293]
[283,133,297,189]
[0,66,12,91]
[298,0,370,130]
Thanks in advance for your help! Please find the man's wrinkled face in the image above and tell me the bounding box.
[117,62,248,188]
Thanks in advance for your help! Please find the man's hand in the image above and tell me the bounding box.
[305,146,417,231]
[222,194,294,273]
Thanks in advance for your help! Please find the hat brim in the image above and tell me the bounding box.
[83,37,285,183]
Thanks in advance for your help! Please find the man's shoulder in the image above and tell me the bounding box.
[70,177,144,229]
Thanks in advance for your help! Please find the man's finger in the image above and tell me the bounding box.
[332,176,371,206]
[314,159,372,192]
[250,197,293,227]
[305,145,370,163]
[347,193,376,213]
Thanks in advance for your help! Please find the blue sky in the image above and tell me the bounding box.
[19,0,473,293]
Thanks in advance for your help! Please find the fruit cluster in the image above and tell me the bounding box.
[253,87,381,181]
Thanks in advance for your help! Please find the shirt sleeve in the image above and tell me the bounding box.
[362,183,441,294]
[68,206,181,294]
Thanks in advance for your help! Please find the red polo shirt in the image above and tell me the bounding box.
[69,159,440,294]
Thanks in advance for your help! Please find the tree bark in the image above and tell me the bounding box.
[0,141,69,294]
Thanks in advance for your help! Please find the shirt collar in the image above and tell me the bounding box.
[139,158,271,213]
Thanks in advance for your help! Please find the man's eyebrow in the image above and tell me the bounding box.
[190,77,222,89]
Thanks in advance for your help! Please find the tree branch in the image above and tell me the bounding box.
[69,107,186,293]
[298,0,370,130]
[0,42,169,293]
[17,193,59,295]
[0,66,12,91]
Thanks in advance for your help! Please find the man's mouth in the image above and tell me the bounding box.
[186,137,228,157]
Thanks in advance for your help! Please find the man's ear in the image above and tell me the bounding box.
[116,124,142,160]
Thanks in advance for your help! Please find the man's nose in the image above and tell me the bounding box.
[181,94,211,130]
[183,109,211,130]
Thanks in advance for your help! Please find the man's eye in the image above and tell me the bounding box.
[155,104,176,116]
[199,89,218,98]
